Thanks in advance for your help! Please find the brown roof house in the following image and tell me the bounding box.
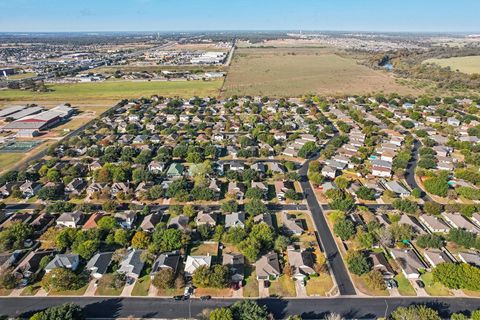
[255,252,281,281]
[287,247,315,281]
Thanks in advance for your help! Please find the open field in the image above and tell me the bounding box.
[223,48,419,97]
[4,72,37,80]
[424,55,480,74]
[0,79,222,105]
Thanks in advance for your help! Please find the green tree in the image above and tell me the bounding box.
[97,216,117,231]
[152,268,175,289]
[346,251,370,276]
[114,229,130,247]
[244,199,268,216]
[209,308,233,320]
[333,220,356,241]
[41,268,86,291]
[231,300,269,320]
[29,303,84,320]
[391,305,440,320]
[131,231,150,249]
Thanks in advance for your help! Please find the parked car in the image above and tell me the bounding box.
[184,286,193,296]
[200,295,211,300]
[385,279,397,289]
[416,280,425,288]
[174,295,184,301]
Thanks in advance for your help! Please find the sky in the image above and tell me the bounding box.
[0,0,479,33]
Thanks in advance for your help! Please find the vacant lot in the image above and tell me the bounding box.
[223,48,418,97]
[424,56,480,74]
[0,79,222,106]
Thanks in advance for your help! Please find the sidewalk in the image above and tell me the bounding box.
[84,280,97,296]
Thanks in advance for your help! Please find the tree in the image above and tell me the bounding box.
[223,227,247,244]
[274,235,291,252]
[364,270,386,291]
[298,141,318,159]
[97,216,117,231]
[391,305,440,320]
[209,307,233,320]
[221,200,238,213]
[29,303,84,320]
[131,231,150,249]
[333,220,356,241]
[392,199,417,214]
[424,202,443,215]
[245,188,264,200]
[433,262,480,291]
[0,270,17,289]
[110,272,126,289]
[192,265,229,288]
[416,234,443,249]
[231,300,269,320]
[73,239,99,260]
[114,229,130,247]
[346,251,370,276]
[0,221,33,251]
[411,188,422,198]
[41,268,86,291]
[334,176,349,190]
[152,269,175,289]
[244,199,268,216]
[356,186,376,200]
[424,174,449,197]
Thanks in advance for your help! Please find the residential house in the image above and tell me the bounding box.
[390,248,426,279]
[56,211,83,228]
[287,247,315,281]
[118,249,145,280]
[282,212,305,235]
[442,213,480,234]
[194,211,217,227]
[398,215,426,235]
[458,252,480,267]
[65,178,87,195]
[223,252,244,284]
[86,252,113,279]
[369,252,395,279]
[274,181,289,201]
[115,211,137,229]
[168,215,190,231]
[423,249,451,268]
[184,255,212,277]
[253,213,274,228]
[14,249,55,283]
[382,181,410,197]
[150,251,181,278]
[45,254,80,273]
[225,212,246,229]
[419,215,451,233]
[82,212,105,230]
[166,163,184,178]
[140,213,162,232]
[322,165,337,179]
[228,182,245,200]
[255,252,281,281]
[19,180,41,198]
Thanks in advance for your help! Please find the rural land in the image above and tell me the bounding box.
[0,28,479,320]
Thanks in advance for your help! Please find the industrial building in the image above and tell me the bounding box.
[2,105,74,132]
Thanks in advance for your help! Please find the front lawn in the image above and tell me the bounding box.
[306,274,334,296]
[0,288,12,296]
[195,287,232,297]
[49,283,88,296]
[131,275,151,296]
[95,274,124,296]
[421,272,452,296]
[20,284,41,296]
[243,270,259,298]
[394,274,416,296]
[269,275,296,297]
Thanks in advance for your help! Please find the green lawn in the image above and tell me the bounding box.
[269,275,296,297]
[0,80,223,103]
[421,272,452,296]
[424,56,480,74]
[394,274,416,296]
[131,275,151,296]
[190,242,219,257]
[20,284,41,296]
[48,284,88,296]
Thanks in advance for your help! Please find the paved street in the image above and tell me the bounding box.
[1,297,479,319]
[299,157,356,296]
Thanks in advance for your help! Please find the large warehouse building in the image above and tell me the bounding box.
[2,105,74,132]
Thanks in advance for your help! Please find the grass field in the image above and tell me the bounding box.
[223,48,418,97]
[424,56,480,74]
[0,79,222,105]
[269,275,297,297]
[306,274,334,296]
[131,275,151,296]
[421,272,452,296]
[394,274,416,296]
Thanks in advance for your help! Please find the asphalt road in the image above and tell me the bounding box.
[1,297,479,319]
[404,139,433,202]
[299,157,356,296]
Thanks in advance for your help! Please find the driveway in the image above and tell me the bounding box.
[84,280,98,296]
[295,280,307,298]
[258,280,269,298]
[121,281,136,297]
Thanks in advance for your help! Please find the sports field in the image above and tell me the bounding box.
[0,79,222,105]
[223,48,418,97]
[424,56,480,74]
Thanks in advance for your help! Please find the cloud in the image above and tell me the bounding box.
[79,8,94,16]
